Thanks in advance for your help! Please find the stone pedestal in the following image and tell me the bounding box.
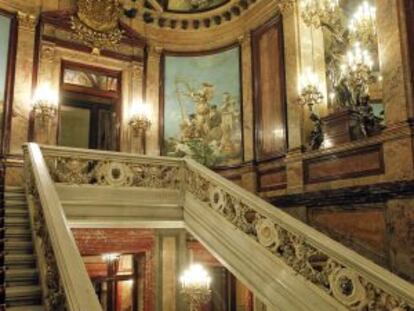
[321,109,363,147]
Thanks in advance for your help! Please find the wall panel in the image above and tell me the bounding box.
[252,15,287,161]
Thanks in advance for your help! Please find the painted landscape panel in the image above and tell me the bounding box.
[163,47,242,167]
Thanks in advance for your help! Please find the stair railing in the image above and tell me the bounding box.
[23,143,102,311]
[185,158,414,311]
[35,143,414,311]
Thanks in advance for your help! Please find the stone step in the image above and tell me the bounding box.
[5,241,33,254]
[6,285,42,307]
[7,305,44,311]
[5,209,29,218]
[5,228,31,240]
[6,269,39,286]
[4,201,27,208]
[4,192,26,199]
[4,187,25,194]
[5,218,30,228]
[5,254,36,268]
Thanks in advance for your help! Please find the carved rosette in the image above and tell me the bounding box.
[329,268,367,308]
[95,162,134,186]
[209,186,227,212]
[255,218,282,250]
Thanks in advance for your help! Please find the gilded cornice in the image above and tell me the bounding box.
[140,0,291,51]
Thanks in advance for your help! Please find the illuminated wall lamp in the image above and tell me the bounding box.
[128,101,151,154]
[32,83,59,123]
[180,264,211,311]
[102,253,120,263]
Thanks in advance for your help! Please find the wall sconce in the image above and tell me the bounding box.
[298,69,324,150]
[298,68,324,112]
[180,264,211,311]
[349,1,377,47]
[102,253,120,263]
[32,83,59,123]
[300,0,339,28]
[128,101,151,154]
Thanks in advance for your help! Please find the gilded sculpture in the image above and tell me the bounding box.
[71,0,124,53]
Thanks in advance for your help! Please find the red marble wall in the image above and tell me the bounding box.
[72,228,156,311]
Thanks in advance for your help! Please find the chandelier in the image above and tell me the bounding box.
[180,264,211,311]
[349,1,377,48]
[341,43,375,93]
[300,0,339,28]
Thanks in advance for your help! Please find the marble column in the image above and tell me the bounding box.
[295,5,328,147]
[376,0,414,180]
[146,45,162,156]
[239,33,254,162]
[129,62,147,154]
[284,4,308,193]
[34,41,58,145]
[162,236,177,311]
[9,11,37,155]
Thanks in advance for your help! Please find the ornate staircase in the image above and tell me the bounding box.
[0,143,410,311]
[3,187,43,310]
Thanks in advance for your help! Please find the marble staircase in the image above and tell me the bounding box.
[3,187,43,311]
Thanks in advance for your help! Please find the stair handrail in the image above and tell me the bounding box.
[23,143,102,311]
[35,144,414,311]
[185,158,414,311]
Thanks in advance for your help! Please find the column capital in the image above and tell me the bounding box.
[17,11,37,31]
[238,33,251,45]
[148,45,163,56]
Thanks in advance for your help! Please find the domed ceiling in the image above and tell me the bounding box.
[121,0,258,30]
[156,0,229,13]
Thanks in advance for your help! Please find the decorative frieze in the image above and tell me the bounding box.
[44,156,182,189]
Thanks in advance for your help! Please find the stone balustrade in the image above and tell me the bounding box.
[24,143,414,311]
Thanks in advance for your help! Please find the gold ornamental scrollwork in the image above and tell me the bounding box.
[71,0,124,54]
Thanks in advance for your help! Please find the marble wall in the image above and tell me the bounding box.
[0,0,413,304]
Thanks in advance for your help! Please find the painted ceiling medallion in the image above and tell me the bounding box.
[71,0,124,54]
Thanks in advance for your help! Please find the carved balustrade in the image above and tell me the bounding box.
[23,143,103,311]
[184,159,414,311]
[26,143,414,311]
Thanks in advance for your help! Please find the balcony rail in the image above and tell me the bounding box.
[24,143,414,311]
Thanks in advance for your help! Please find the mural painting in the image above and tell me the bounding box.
[163,47,242,167]
[167,0,229,12]
[0,14,11,138]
